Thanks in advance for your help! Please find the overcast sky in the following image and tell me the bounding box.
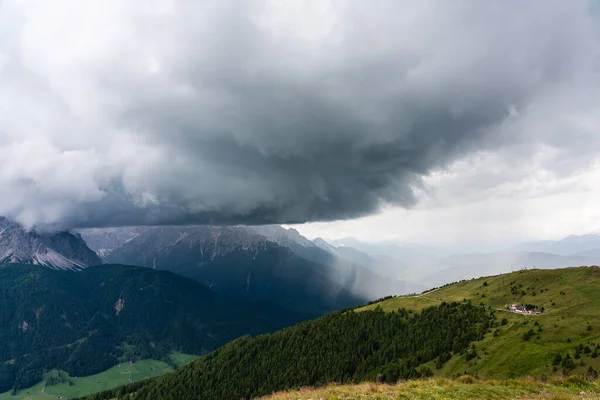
[1,1,600,246]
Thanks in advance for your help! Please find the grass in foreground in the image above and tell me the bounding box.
[0,353,197,400]
[261,377,600,400]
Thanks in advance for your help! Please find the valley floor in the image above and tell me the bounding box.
[0,353,197,400]
[262,378,600,400]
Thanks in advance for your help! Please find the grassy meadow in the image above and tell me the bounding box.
[0,352,197,400]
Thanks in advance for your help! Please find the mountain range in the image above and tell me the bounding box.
[0,217,421,316]
[512,233,600,256]
[2,212,599,301]
[79,225,424,315]
[3,212,598,308]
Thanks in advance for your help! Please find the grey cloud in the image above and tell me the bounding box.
[0,0,599,229]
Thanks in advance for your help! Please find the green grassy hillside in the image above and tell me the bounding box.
[360,266,600,379]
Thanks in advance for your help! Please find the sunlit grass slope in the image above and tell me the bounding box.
[359,266,600,379]
[261,377,600,400]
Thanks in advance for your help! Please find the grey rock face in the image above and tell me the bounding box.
[0,217,102,269]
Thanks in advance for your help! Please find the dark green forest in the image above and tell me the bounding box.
[0,264,308,393]
[83,302,493,400]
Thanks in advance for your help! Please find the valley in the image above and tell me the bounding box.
[0,353,197,400]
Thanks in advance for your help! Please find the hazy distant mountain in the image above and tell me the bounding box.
[421,251,600,287]
[77,227,149,257]
[0,217,101,270]
[515,251,600,269]
[313,237,341,255]
[334,246,382,269]
[513,233,600,256]
[321,235,600,288]
[326,237,445,282]
[247,226,426,298]
[329,237,446,258]
[314,237,397,278]
[573,249,600,257]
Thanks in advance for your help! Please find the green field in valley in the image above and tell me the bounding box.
[359,266,600,380]
[0,352,197,400]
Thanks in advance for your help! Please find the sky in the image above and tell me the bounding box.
[1,1,600,246]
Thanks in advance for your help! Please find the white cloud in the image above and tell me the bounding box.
[295,159,600,246]
[0,0,599,239]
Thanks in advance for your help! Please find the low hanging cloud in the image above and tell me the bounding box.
[0,0,599,230]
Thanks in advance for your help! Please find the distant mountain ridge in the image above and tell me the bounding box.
[252,225,316,248]
[0,217,101,269]
[312,237,340,255]
[317,235,600,287]
[75,227,148,257]
[255,227,426,297]
[419,251,600,287]
[513,233,600,256]
[80,225,423,315]
[80,226,360,314]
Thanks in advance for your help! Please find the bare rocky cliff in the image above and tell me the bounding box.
[0,217,102,270]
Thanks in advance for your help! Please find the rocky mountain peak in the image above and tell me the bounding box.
[80,225,274,266]
[251,225,316,248]
[312,237,339,255]
[0,217,102,270]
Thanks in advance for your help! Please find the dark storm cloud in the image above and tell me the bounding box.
[0,0,599,229]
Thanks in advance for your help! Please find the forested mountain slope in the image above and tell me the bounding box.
[83,302,492,400]
[0,264,307,393]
